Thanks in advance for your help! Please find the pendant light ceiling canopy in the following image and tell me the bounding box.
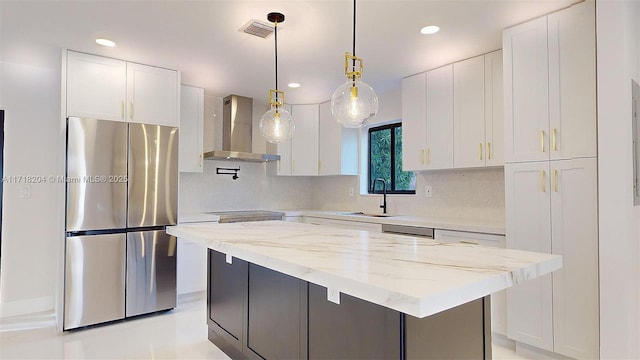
[259,12,295,144]
[330,0,379,128]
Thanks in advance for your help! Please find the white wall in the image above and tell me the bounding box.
[311,86,505,223]
[0,48,65,317]
[596,0,640,358]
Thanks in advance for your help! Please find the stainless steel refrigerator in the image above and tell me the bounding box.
[64,117,178,330]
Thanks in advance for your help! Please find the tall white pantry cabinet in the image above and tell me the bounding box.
[503,2,598,359]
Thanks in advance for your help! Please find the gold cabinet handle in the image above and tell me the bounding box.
[541,130,545,152]
[199,154,203,167]
[487,142,492,160]
[420,149,425,165]
[541,170,546,192]
[552,128,558,151]
[479,143,483,160]
[427,148,431,165]
[129,101,134,120]
[318,160,322,174]
[292,160,296,173]
[278,161,281,172]
[554,169,558,192]
[121,101,125,120]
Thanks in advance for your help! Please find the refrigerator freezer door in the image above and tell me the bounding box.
[64,234,126,330]
[126,230,177,317]
[128,124,178,227]
[66,117,128,231]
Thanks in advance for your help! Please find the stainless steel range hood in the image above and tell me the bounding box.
[203,95,280,162]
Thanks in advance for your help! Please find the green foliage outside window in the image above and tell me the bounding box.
[368,123,416,194]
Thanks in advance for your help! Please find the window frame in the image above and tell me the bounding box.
[367,122,416,195]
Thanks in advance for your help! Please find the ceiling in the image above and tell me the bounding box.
[1,0,579,104]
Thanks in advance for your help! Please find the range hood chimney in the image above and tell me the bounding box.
[203,95,280,162]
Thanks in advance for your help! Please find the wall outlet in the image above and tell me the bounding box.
[348,187,354,197]
[425,185,432,198]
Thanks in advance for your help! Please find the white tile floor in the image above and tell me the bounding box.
[1,298,530,359]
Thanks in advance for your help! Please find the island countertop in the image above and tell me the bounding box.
[167,221,561,318]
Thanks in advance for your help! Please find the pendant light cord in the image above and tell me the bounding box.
[275,21,279,92]
[352,0,357,84]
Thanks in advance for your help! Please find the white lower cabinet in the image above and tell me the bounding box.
[505,158,598,358]
[434,229,507,336]
[177,239,207,296]
[302,217,382,233]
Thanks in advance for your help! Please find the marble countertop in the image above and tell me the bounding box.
[167,221,559,318]
[281,210,505,235]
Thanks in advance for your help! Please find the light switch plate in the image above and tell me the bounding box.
[425,185,432,197]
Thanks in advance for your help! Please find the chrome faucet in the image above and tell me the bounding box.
[372,178,387,214]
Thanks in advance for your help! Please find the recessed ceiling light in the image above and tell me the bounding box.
[96,38,116,47]
[420,25,440,35]
[288,82,301,88]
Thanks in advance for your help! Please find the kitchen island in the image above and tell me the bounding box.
[167,221,561,360]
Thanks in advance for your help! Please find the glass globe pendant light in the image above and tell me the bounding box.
[330,0,378,128]
[259,12,294,144]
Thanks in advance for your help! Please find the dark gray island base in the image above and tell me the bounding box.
[207,249,491,360]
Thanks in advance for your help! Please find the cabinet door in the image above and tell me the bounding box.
[550,158,599,358]
[308,283,400,359]
[548,2,597,160]
[67,51,127,121]
[179,85,204,173]
[208,250,247,346]
[505,161,553,351]
[454,57,486,168]
[318,101,358,175]
[485,50,505,167]
[503,17,550,163]
[291,104,319,176]
[177,239,207,295]
[276,105,293,176]
[247,264,306,360]
[126,63,179,126]
[425,65,454,170]
[401,73,427,171]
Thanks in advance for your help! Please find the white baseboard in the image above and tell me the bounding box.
[0,296,54,319]
[515,341,574,360]
[177,290,205,304]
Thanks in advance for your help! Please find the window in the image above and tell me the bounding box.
[368,123,416,194]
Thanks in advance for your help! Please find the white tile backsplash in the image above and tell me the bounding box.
[179,160,313,214]
[309,168,505,223]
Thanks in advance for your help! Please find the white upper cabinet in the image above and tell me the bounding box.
[504,1,595,163]
[402,73,427,171]
[425,65,454,170]
[290,104,319,176]
[67,51,127,121]
[126,63,179,126]
[547,2,596,160]
[318,101,358,176]
[66,51,180,127]
[179,85,204,173]
[454,57,485,168]
[484,50,504,166]
[403,53,500,172]
[276,104,293,176]
[503,17,550,163]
